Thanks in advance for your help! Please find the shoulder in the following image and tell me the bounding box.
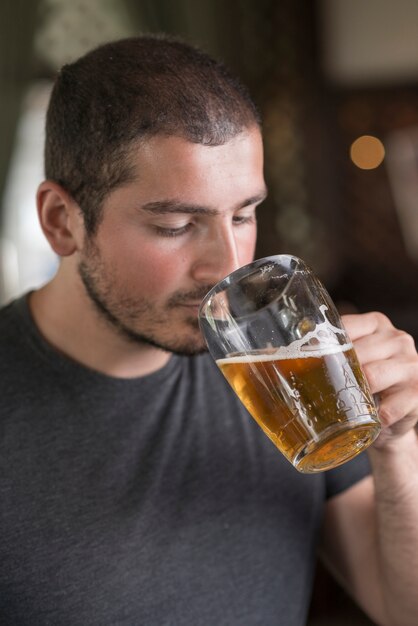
[0,297,19,323]
[0,294,40,390]
[0,296,28,348]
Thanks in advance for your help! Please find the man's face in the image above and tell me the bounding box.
[77,127,266,355]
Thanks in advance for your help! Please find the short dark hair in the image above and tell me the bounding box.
[44,34,261,234]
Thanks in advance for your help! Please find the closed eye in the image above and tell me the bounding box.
[233,208,257,226]
[153,223,194,237]
[233,214,256,225]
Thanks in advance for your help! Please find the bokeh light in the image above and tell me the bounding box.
[350,135,385,170]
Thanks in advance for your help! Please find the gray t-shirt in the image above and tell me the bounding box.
[0,296,370,625]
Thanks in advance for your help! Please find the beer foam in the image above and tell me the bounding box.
[217,306,353,365]
[217,342,352,365]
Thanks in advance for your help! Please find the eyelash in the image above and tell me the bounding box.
[154,214,256,238]
[154,223,193,238]
[233,214,256,226]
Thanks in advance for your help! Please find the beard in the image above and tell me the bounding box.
[77,242,212,357]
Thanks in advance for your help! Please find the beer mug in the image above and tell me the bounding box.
[198,255,381,473]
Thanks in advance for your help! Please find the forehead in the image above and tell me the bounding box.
[124,127,265,202]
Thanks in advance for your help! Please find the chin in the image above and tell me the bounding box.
[168,332,209,357]
[139,321,208,357]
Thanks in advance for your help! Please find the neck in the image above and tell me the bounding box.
[29,263,171,378]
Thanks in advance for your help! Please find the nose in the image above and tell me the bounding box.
[191,220,241,285]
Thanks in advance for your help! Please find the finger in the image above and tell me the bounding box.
[375,387,418,435]
[362,357,418,395]
[342,311,393,341]
[353,328,417,365]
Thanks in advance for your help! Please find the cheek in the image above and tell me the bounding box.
[97,226,185,296]
[124,243,186,296]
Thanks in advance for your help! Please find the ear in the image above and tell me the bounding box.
[36,181,84,256]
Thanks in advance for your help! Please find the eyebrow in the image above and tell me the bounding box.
[140,189,268,216]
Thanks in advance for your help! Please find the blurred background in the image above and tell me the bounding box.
[2,1,418,624]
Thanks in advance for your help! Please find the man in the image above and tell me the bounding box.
[0,35,417,626]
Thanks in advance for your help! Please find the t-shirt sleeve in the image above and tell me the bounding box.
[325,451,371,499]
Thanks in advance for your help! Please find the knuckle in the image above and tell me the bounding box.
[395,330,417,353]
[370,311,392,328]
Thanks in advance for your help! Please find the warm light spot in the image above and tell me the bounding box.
[350,135,385,170]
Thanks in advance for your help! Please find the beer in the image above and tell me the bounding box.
[217,345,380,473]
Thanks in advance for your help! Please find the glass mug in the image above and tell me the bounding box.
[198,255,381,473]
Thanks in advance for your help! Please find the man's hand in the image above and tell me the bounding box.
[342,311,418,448]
